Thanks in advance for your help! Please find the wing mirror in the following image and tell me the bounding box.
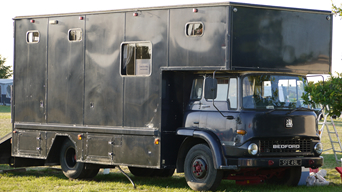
[204,77,217,100]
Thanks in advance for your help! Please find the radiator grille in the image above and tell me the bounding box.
[260,139,311,154]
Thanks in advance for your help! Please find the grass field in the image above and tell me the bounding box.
[0,105,341,191]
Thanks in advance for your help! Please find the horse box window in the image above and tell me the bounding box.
[186,22,204,37]
[121,42,152,76]
[68,28,82,42]
[26,31,40,43]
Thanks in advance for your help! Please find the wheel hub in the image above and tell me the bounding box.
[192,158,207,178]
[65,147,77,168]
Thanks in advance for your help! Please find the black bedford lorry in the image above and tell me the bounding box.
[0,2,331,191]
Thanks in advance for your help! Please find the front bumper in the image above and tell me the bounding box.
[220,156,323,169]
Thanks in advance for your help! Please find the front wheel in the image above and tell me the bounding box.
[184,144,223,191]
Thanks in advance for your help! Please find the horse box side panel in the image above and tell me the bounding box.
[231,6,332,74]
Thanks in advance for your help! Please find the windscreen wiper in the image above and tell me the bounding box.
[286,107,315,115]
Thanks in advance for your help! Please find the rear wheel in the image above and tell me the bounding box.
[83,167,100,179]
[128,167,155,177]
[266,167,301,186]
[60,140,88,179]
[152,168,175,177]
[184,144,223,191]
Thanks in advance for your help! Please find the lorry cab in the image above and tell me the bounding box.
[178,72,323,189]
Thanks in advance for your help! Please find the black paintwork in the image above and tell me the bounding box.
[231,6,332,73]
[84,13,124,126]
[7,2,330,171]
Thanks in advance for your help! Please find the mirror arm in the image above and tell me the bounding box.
[212,100,234,120]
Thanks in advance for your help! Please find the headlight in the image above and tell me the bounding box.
[248,143,258,155]
[314,143,323,155]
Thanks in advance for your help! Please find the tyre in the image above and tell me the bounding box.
[83,167,100,179]
[152,168,175,177]
[60,139,88,179]
[266,167,301,186]
[128,167,155,177]
[184,144,223,191]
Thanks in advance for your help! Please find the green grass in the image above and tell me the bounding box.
[0,106,11,138]
[0,105,10,113]
[0,112,341,191]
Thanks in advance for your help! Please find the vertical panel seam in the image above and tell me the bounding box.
[83,15,86,126]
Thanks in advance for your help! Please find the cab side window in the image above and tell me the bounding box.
[228,78,237,109]
[207,77,237,109]
[190,78,204,100]
[215,79,229,101]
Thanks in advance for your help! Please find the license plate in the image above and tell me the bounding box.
[279,159,301,166]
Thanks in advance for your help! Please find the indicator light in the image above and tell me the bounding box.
[78,134,83,140]
[79,16,84,20]
[193,8,198,13]
[237,130,246,135]
[133,12,138,17]
[30,19,35,23]
[154,138,160,145]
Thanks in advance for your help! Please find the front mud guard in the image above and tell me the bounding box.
[177,128,227,169]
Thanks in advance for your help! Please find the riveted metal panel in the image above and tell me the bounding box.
[169,6,227,67]
[231,6,332,73]
[115,135,159,167]
[13,131,41,157]
[14,18,47,123]
[84,13,124,126]
[124,10,168,129]
[85,134,114,164]
[47,16,85,124]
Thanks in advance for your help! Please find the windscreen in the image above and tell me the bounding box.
[242,74,307,109]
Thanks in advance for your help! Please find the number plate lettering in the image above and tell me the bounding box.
[279,159,301,166]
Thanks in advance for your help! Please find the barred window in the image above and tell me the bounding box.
[186,22,204,37]
[26,31,40,43]
[68,28,82,42]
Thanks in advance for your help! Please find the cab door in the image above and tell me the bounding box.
[184,78,204,128]
[200,77,238,145]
